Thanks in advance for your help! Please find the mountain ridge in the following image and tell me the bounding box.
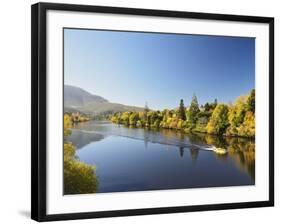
[64,85,143,116]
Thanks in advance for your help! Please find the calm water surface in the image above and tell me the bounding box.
[66,121,255,193]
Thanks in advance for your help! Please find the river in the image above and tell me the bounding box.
[66,120,255,193]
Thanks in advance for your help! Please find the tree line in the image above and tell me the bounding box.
[63,114,98,194]
[110,89,255,138]
[64,111,90,123]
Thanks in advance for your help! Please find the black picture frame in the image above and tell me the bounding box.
[31,2,274,222]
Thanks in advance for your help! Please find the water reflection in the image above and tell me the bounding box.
[189,147,199,162]
[69,121,255,193]
[179,147,184,158]
[155,128,255,180]
[65,122,105,148]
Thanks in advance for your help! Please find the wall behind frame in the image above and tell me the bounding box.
[0,0,279,223]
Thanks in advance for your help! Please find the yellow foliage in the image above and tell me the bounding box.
[63,141,98,194]
[109,89,255,138]
[206,104,229,135]
[64,114,72,136]
[64,142,75,158]
[238,111,255,137]
[177,119,183,129]
[63,113,98,194]
[64,155,98,194]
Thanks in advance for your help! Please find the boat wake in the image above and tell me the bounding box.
[73,129,219,152]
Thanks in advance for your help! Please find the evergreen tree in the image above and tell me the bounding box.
[210,98,218,110]
[179,99,186,120]
[144,101,149,113]
[204,102,211,111]
[214,98,218,106]
[110,90,255,138]
[246,89,255,113]
[189,94,200,125]
[143,101,149,123]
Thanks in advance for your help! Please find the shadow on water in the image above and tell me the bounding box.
[142,128,255,181]
[189,132,255,181]
[152,128,254,181]
[74,121,255,181]
[65,121,255,194]
[66,122,105,149]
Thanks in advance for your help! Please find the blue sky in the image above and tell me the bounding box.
[64,28,255,110]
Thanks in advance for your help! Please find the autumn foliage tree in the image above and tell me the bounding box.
[238,111,255,137]
[110,89,255,138]
[226,91,255,138]
[63,113,98,194]
[206,104,229,135]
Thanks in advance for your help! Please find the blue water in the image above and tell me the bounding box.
[67,121,255,193]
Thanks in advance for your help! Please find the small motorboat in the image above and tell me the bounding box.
[213,147,228,155]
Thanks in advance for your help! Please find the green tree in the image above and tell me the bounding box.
[109,90,254,138]
[178,99,186,121]
[246,89,255,113]
[129,112,139,126]
[238,111,255,137]
[188,94,200,126]
[227,95,247,135]
[64,156,98,194]
[64,114,72,137]
[144,101,149,113]
[194,111,211,133]
[209,99,218,111]
[143,101,149,123]
[204,102,211,112]
[63,114,98,195]
[121,111,130,125]
[214,98,218,107]
[207,104,229,135]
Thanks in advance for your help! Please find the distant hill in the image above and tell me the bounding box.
[64,85,108,106]
[64,85,143,115]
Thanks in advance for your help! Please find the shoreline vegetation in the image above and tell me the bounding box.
[110,89,255,139]
[63,89,255,193]
[63,113,98,194]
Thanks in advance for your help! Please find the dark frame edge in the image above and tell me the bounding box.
[31,2,47,222]
[31,3,39,221]
[268,17,274,206]
[39,201,273,222]
[35,2,273,23]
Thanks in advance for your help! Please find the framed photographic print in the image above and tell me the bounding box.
[31,2,274,222]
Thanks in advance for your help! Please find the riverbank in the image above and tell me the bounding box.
[63,114,99,195]
[110,120,255,139]
[68,120,255,193]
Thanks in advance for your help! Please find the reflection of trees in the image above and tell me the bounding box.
[66,130,104,149]
[143,131,149,149]
[178,132,185,158]
[159,129,185,140]
[214,153,228,162]
[202,134,255,181]
[184,131,255,180]
[179,147,184,157]
[188,133,206,144]
[189,147,199,162]
[63,119,100,194]
[226,137,255,181]
[204,134,228,148]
